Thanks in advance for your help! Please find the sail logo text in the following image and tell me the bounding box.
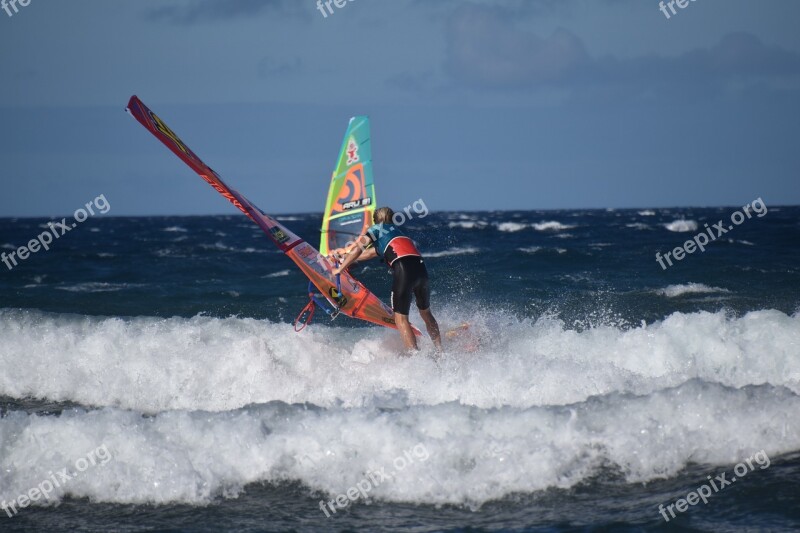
[149,111,193,157]
[345,138,359,164]
[342,197,371,210]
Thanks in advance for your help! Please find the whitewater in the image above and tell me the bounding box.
[1,306,798,508]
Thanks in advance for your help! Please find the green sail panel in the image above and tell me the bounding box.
[320,116,376,255]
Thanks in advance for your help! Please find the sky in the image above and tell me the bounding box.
[1,0,799,217]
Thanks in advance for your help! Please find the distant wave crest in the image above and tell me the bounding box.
[656,283,730,298]
[664,219,698,232]
[426,247,480,258]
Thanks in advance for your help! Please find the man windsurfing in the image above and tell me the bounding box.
[332,207,442,352]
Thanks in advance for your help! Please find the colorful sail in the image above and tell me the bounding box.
[126,96,417,334]
[319,116,376,256]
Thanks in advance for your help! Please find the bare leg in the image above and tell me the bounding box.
[394,313,418,351]
[419,308,442,351]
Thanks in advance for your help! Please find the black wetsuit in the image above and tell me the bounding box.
[366,223,430,314]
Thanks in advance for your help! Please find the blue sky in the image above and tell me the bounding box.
[1,0,799,216]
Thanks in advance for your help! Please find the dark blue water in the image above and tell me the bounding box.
[1,206,799,531]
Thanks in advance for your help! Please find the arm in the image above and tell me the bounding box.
[330,234,373,259]
[357,246,378,262]
[332,234,374,274]
[330,240,359,257]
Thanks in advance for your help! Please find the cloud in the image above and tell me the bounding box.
[411,0,565,15]
[257,57,302,78]
[145,0,306,25]
[385,70,438,93]
[444,6,589,89]
[440,4,800,98]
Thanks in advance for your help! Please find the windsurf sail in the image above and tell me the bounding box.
[319,116,376,256]
[126,95,418,334]
[294,281,339,332]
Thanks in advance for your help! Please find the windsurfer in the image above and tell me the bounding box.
[332,207,442,352]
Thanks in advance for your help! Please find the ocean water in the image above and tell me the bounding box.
[0,206,799,532]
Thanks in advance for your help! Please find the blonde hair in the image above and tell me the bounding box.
[373,207,395,224]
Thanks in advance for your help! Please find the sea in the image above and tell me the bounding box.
[0,205,799,532]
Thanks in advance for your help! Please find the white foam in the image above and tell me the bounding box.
[1,308,798,413]
[638,210,656,216]
[532,221,575,231]
[154,248,185,258]
[656,283,730,298]
[199,242,265,254]
[496,222,527,232]
[518,246,541,254]
[0,380,797,507]
[626,223,650,230]
[263,269,291,278]
[664,219,698,232]
[1,308,799,506]
[55,282,144,293]
[163,226,188,233]
[521,246,568,254]
[425,247,480,258]
[448,221,487,229]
